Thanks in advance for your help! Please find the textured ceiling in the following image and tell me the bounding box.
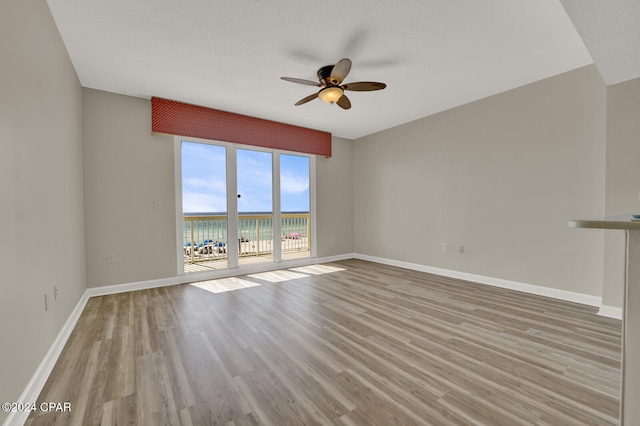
[559,0,640,85]
[45,0,630,140]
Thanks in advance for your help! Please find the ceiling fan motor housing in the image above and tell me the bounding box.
[317,65,338,85]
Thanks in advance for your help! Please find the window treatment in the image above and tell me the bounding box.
[151,97,331,157]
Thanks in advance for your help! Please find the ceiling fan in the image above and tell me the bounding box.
[281,58,386,110]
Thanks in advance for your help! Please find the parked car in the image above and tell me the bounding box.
[199,240,227,254]
[213,241,227,253]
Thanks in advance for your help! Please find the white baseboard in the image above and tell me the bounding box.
[317,253,356,263]
[86,253,357,298]
[353,253,603,308]
[598,305,623,320]
[86,275,189,298]
[3,292,90,426]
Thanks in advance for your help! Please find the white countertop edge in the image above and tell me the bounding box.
[569,214,640,230]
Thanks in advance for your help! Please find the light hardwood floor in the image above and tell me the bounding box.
[26,259,621,425]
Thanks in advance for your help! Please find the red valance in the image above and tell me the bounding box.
[151,97,331,157]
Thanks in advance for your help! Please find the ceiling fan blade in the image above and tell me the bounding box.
[342,81,386,91]
[294,92,319,106]
[281,77,321,87]
[329,58,352,84]
[336,94,351,110]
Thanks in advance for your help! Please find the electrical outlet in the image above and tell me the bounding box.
[443,243,448,252]
[107,254,116,263]
[459,245,465,254]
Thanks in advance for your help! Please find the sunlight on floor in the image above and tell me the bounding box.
[190,277,261,294]
[289,264,346,275]
[247,270,309,283]
[250,264,348,283]
[189,263,348,293]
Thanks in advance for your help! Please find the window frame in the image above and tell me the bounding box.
[174,135,316,277]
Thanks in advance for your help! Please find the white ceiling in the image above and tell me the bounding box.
[46,0,639,140]
[558,0,640,86]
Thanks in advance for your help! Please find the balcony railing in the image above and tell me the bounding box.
[183,213,310,265]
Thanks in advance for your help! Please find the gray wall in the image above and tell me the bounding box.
[316,137,354,257]
[353,65,607,296]
[0,0,86,421]
[603,76,640,308]
[82,89,355,287]
[82,89,177,287]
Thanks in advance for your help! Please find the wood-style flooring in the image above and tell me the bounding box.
[26,259,621,425]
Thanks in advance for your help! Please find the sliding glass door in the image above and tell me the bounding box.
[178,139,313,274]
[237,148,273,267]
[280,153,310,261]
[181,142,229,273]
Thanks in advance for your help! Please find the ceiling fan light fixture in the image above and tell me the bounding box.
[318,86,344,104]
[282,58,386,109]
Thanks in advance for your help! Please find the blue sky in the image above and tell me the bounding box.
[182,142,309,213]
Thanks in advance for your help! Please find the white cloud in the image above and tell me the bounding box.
[281,173,309,194]
[183,191,227,213]
[184,177,226,192]
[183,142,226,164]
